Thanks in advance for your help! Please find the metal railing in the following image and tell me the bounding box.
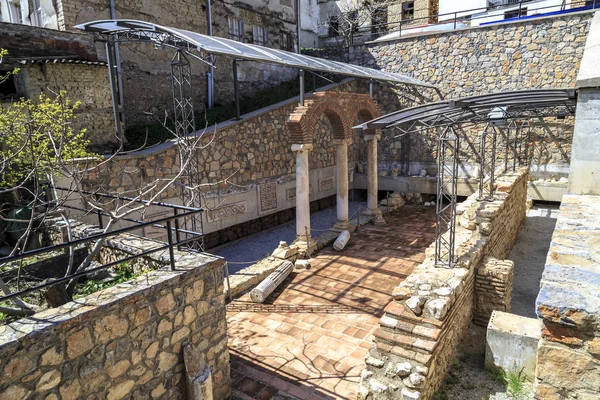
[347,0,598,44]
[0,190,204,304]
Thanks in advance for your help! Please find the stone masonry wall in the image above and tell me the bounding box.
[534,195,600,399]
[358,169,528,400]
[0,229,230,400]
[348,12,594,174]
[474,258,514,327]
[15,63,116,152]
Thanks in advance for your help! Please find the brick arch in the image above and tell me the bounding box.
[345,94,384,136]
[287,91,381,144]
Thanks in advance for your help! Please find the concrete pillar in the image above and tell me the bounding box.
[569,12,600,195]
[333,139,352,231]
[364,133,385,225]
[292,144,316,252]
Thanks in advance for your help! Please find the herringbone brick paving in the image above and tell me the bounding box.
[227,206,437,399]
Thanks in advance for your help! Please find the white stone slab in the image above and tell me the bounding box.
[485,310,543,378]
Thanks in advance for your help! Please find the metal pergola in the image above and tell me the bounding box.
[75,19,436,250]
[356,89,578,268]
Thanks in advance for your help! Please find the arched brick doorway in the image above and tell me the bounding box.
[286,91,384,248]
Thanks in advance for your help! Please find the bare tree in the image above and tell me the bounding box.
[0,51,236,314]
[317,0,389,47]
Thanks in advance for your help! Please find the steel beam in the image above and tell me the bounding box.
[435,126,459,268]
[478,124,498,201]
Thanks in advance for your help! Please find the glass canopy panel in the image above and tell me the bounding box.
[74,19,434,88]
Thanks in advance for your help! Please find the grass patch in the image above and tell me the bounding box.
[124,75,336,150]
[75,262,147,298]
[487,367,532,399]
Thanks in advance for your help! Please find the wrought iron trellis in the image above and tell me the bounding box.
[170,50,205,251]
[435,126,459,268]
[478,123,498,201]
[358,89,580,268]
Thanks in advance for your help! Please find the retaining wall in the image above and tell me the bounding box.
[534,194,600,399]
[358,169,528,399]
[347,12,595,177]
[0,224,230,400]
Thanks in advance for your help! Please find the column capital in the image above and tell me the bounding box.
[333,138,353,146]
[291,143,314,152]
[364,133,381,141]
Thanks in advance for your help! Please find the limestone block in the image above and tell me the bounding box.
[271,241,298,259]
[485,311,542,378]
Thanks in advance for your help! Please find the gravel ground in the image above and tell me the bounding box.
[211,201,367,274]
[435,204,558,399]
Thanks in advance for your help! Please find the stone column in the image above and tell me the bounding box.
[292,144,316,253]
[364,133,385,225]
[333,139,352,231]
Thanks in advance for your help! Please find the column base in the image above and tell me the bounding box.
[331,220,355,233]
[294,236,318,257]
[363,208,386,225]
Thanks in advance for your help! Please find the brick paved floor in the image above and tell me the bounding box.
[227,206,437,399]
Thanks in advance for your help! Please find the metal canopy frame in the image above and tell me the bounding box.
[75,19,434,89]
[356,89,578,268]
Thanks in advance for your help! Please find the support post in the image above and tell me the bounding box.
[478,124,498,201]
[299,69,305,106]
[292,144,316,252]
[333,139,352,231]
[105,40,123,143]
[233,59,240,120]
[206,0,214,109]
[369,79,373,98]
[363,132,385,225]
[435,126,459,268]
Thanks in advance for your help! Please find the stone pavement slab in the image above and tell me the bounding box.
[227,206,437,399]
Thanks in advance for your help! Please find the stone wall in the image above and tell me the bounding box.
[347,12,594,176]
[13,62,116,152]
[358,169,529,399]
[83,82,380,243]
[0,227,230,400]
[474,258,514,327]
[534,194,600,399]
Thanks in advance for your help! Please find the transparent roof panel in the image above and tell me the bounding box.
[74,19,435,88]
[357,89,577,130]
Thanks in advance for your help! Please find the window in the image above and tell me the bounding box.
[0,73,18,98]
[1,0,22,24]
[280,32,294,51]
[504,7,527,19]
[402,1,414,20]
[253,25,268,46]
[328,15,339,37]
[228,17,244,42]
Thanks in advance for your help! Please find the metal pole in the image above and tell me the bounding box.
[109,0,125,126]
[369,79,373,98]
[454,12,457,30]
[174,208,181,251]
[233,59,240,120]
[296,0,301,54]
[207,0,214,109]
[166,220,176,271]
[105,40,123,143]
[518,3,522,20]
[305,226,310,257]
[299,69,305,106]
